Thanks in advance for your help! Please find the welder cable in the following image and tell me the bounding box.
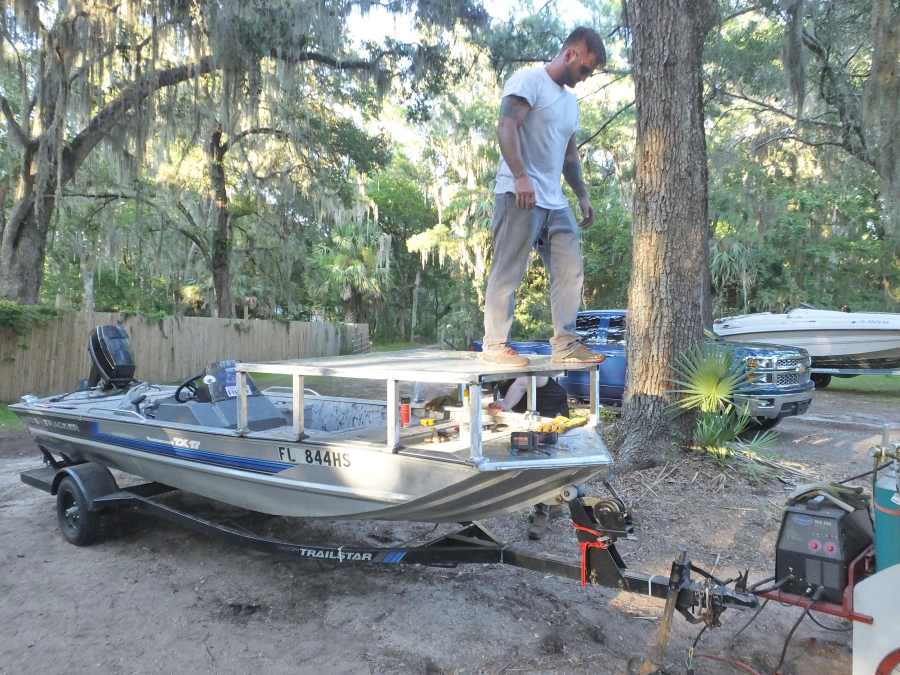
[805,611,853,632]
[685,623,708,673]
[689,563,726,586]
[692,653,762,675]
[835,466,877,484]
[749,576,791,595]
[748,575,774,591]
[729,598,769,646]
[772,587,824,674]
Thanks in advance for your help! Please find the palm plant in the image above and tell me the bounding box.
[672,342,778,460]
[312,221,388,323]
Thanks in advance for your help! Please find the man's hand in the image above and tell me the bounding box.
[578,195,594,228]
[515,174,536,210]
[487,401,507,415]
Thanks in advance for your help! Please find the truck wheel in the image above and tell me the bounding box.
[811,373,832,389]
[56,476,101,546]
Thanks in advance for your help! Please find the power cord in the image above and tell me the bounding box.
[806,610,853,632]
[772,586,825,674]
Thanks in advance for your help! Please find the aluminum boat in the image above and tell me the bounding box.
[10,328,611,523]
[713,307,900,370]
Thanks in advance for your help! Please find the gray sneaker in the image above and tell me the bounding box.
[481,346,529,367]
[552,342,606,365]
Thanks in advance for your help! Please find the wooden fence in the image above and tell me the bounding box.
[0,312,369,401]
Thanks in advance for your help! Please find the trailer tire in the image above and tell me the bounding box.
[811,373,831,389]
[56,476,100,546]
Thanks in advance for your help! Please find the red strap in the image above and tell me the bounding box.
[573,523,609,587]
[875,502,900,517]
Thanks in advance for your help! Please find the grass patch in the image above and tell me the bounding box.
[0,405,24,431]
[827,375,900,397]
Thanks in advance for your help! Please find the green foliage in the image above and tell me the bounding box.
[672,344,746,413]
[0,301,58,335]
[672,342,778,468]
[0,405,24,430]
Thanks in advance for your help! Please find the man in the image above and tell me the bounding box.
[486,375,569,419]
[482,27,608,368]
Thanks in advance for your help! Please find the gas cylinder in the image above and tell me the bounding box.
[874,459,900,572]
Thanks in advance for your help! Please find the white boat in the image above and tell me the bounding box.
[713,307,900,371]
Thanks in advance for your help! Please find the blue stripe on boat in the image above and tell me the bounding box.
[90,427,292,475]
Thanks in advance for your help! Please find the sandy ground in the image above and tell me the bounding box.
[1,385,896,675]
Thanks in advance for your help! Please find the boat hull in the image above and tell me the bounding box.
[717,329,900,370]
[19,410,608,523]
[714,309,900,370]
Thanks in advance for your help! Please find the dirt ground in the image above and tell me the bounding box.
[1,386,896,675]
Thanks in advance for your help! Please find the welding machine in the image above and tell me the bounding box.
[774,485,873,603]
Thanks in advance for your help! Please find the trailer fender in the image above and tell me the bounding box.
[50,463,118,510]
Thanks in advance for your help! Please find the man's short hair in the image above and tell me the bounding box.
[563,27,606,66]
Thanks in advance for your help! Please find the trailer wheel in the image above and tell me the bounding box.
[811,373,831,389]
[56,476,100,546]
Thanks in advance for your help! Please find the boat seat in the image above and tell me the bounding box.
[150,396,284,432]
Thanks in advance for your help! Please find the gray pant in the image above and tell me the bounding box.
[482,193,583,353]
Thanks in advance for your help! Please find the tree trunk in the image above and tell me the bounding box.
[0,194,47,304]
[410,268,422,340]
[208,127,234,318]
[80,244,97,313]
[865,1,900,306]
[619,0,717,472]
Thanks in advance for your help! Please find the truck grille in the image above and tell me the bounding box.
[777,357,803,370]
[776,372,801,386]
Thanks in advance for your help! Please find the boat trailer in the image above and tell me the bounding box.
[21,451,758,658]
[22,441,900,672]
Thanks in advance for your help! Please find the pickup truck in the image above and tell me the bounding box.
[484,310,815,430]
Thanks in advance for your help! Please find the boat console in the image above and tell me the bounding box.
[146,360,285,432]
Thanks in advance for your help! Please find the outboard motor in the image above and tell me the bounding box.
[87,325,136,389]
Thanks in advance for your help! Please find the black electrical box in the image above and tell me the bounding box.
[774,498,872,603]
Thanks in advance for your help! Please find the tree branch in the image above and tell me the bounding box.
[224,127,290,153]
[174,200,210,260]
[717,89,840,128]
[62,48,388,184]
[577,73,630,102]
[64,56,218,180]
[719,4,764,26]
[0,94,34,149]
[273,48,392,71]
[752,132,849,152]
[578,101,636,149]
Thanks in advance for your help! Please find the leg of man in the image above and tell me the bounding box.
[483,193,544,353]
[537,206,583,355]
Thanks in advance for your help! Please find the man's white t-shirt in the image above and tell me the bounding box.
[494,66,580,210]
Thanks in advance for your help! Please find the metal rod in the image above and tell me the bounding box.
[527,376,537,413]
[589,367,600,422]
[237,370,248,435]
[387,379,399,451]
[468,383,483,461]
[292,373,304,441]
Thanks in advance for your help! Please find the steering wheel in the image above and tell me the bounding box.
[174,373,204,403]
